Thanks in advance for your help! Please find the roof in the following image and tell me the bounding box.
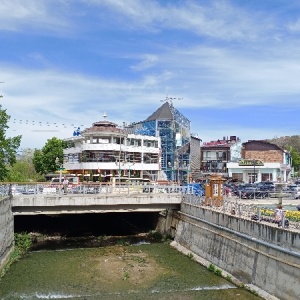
[81,119,125,135]
[243,140,283,151]
[145,102,173,121]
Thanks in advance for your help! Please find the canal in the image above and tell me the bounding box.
[0,213,262,299]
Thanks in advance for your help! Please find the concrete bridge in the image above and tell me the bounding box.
[2,183,185,215]
[11,193,182,215]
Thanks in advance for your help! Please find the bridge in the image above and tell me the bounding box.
[9,183,184,215]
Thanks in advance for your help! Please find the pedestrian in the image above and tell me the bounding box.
[225,186,230,197]
[63,176,69,194]
[274,204,283,223]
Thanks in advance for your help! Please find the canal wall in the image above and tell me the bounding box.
[173,202,300,300]
[0,197,14,271]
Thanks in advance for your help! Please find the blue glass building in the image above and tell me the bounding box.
[126,101,191,182]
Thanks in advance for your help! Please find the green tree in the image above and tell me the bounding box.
[0,105,21,180]
[287,146,300,173]
[268,136,300,172]
[33,137,66,175]
[5,148,44,182]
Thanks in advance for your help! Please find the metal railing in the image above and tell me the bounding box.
[232,189,298,200]
[182,194,300,231]
[0,183,186,196]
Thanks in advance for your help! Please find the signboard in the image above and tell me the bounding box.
[238,159,264,166]
[55,168,67,174]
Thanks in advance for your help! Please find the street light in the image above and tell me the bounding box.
[55,157,65,196]
[253,159,256,184]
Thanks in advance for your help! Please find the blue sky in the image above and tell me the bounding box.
[1,0,300,150]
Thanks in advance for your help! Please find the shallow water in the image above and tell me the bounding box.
[0,240,262,300]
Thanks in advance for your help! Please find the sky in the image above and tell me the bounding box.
[1,0,300,151]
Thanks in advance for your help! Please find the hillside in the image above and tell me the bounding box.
[266,135,300,152]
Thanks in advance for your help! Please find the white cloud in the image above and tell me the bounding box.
[131,54,159,71]
[0,0,71,33]
[94,0,275,41]
[2,0,300,149]
[287,19,300,32]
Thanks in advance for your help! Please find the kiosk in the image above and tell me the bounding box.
[205,174,226,206]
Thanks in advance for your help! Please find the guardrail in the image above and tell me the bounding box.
[183,194,300,231]
[0,183,204,196]
[233,189,297,200]
[0,183,200,196]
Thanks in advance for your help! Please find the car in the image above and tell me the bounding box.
[256,181,276,191]
[292,187,300,199]
[240,186,269,199]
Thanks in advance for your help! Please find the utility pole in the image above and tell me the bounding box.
[55,157,65,196]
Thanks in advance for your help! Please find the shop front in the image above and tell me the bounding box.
[227,160,285,183]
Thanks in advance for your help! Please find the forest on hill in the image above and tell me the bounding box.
[266,135,300,174]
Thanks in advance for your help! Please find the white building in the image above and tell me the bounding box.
[226,140,292,183]
[63,117,161,182]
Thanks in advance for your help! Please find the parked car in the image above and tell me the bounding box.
[291,186,300,199]
[256,181,276,191]
[240,186,269,199]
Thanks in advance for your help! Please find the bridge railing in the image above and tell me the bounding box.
[182,194,300,231]
[0,183,187,196]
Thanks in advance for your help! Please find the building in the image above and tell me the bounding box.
[200,136,242,178]
[227,140,292,183]
[189,135,202,181]
[63,115,161,182]
[125,100,192,182]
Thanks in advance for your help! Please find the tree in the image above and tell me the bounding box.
[287,146,300,174]
[5,148,44,182]
[267,135,300,172]
[0,105,21,180]
[33,137,66,174]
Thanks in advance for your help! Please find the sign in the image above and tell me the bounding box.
[238,159,264,166]
[55,168,67,174]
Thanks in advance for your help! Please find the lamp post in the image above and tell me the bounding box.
[253,159,256,184]
[55,157,65,196]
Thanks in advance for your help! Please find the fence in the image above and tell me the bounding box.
[0,182,185,196]
[183,194,300,231]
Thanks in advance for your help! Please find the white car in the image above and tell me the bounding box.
[292,187,300,199]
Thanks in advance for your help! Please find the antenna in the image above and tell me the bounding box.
[160,96,183,108]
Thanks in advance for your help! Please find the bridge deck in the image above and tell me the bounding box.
[12,193,182,215]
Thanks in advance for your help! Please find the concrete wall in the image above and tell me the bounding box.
[0,197,14,271]
[156,209,179,239]
[12,194,181,215]
[175,202,300,300]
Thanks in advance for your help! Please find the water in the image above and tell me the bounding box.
[0,240,262,300]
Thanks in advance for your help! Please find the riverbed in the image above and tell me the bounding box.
[0,238,262,300]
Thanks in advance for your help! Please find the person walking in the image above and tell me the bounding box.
[63,176,69,195]
[274,204,283,225]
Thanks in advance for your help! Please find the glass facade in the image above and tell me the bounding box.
[130,103,191,182]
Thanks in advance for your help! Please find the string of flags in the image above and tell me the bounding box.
[8,118,86,129]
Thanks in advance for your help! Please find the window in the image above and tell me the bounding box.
[232,173,243,181]
[262,173,273,181]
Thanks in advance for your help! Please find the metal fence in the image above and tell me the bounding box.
[0,183,187,196]
[232,189,297,200]
[182,194,300,231]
